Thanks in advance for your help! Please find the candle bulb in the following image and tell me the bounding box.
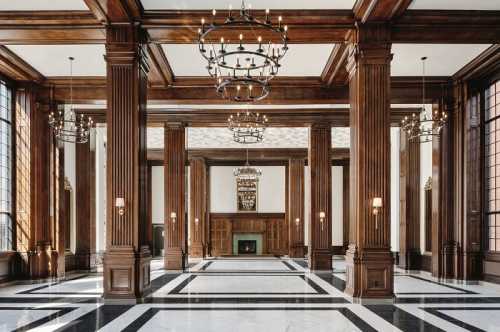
[265,8,270,22]
[239,33,243,50]
[278,15,282,28]
[257,36,262,52]
[228,4,232,17]
[201,18,205,31]
[220,37,225,53]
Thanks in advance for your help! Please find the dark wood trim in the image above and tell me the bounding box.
[453,45,500,81]
[0,46,45,83]
[321,44,349,86]
[210,213,286,219]
[145,43,174,88]
[353,0,412,22]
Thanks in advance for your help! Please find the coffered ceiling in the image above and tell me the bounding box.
[162,44,335,77]
[409,0,500,10]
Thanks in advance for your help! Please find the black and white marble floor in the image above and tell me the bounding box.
[1,257,500,331]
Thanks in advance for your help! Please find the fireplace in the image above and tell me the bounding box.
[238,240,257,254]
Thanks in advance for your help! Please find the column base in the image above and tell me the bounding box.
[289,245,305,259]
[165,247,184,270]
[398,249,422,271]
[308,248,332,270]
[345,246,394,299]
[189,244,203,258]
[103,246,151,300]
[29,241,57,279]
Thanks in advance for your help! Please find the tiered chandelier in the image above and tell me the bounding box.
[48,57,93,144]
[234,149,262,184]
[401,57,448,143]
[197,0,289,102]
[228,110,268,144]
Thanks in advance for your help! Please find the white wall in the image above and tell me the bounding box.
[304,166,310,245]
[95,127,106,252]
[151,166,164,224]
[210,166,285,213]
[391,127,401,252]
[332,166,343,246]
[420,105,433,253]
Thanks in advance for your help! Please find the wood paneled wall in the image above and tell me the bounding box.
[209,213,287,256]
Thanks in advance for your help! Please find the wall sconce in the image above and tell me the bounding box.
[115,197,125,216]
[170,212,177,230]
[295,218,300,232]
[319,211,326,231]
[372,197,382,229]
[194,217,199,230]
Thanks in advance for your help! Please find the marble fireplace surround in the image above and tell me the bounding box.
[233,234,263,255]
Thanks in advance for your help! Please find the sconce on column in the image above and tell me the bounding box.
[319,211,325,231]
[194,217,199,230]
[372,197,382,229]
[295,218,300,232]
[115,197,125,216]
[170,212,177,230]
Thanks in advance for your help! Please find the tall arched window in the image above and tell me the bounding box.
[0,80,12,251]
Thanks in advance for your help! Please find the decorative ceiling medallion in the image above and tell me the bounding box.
[198,0,289,102]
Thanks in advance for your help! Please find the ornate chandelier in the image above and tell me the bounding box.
[401,57,448,143]
[228,110,268,144]
[48,57,93,144]
[198,0,289,102]
[234,149,261,181]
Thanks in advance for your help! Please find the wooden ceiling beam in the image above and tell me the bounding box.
[145,43,174,87]
[392,10,500,43]
[0,9,498,44]
[83,0,144,23]
[0,46,45,83]
[40,75,449,105]
[321,43,349,86]
[0,11,105,44]
[353,0,413,22]
[75,106,419,127]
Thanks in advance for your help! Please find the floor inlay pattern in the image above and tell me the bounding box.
[1,257,500,331]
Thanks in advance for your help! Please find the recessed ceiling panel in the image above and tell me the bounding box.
[141,0,356,10]
[147,127,351,149]
[6,45,106,77]
[409,0,500,10]
[391,44,491,76]
[162,44,334,76]
[0,0,89,11]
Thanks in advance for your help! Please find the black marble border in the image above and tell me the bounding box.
[121,307,377,332]
[396,275,477,295]
[365,304,445,332]
[167,274,330,295]
[281,260,297,271]
[17,275,91,295]
[421,307,500,332]
[0,306,77,332]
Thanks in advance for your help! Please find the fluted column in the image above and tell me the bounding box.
[308,123,332,270]
[345,23,393,298]
[103,25,151,300]
[164,123,186,269]
[288,158,305,258]
[189,157,207,258]
[399,130,421,270]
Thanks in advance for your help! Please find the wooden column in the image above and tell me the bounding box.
[342,163,350,253]
[288,158,305,258]
[75,141,96,271]
[29,101,54,278]
[189,157,207,258]
[462,84,482,280]
[432,98,455,279]
[103,24,151,300]
[308,123,332,270]
[164,123,186,269]
[399,130,421,270]
[345,24,393,298]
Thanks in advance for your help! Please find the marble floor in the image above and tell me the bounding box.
[1,257,500,331]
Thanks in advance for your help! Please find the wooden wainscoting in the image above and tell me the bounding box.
[209,213,287,256]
